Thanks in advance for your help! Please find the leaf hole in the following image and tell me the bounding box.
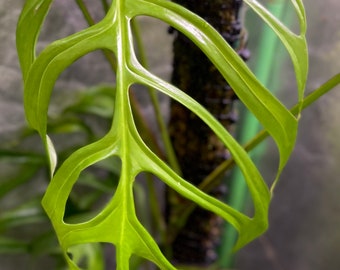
[63,156,121,224]
[130,17,241,174]
[130,254,159,270]
[53,50,115,92]
[67,242,114,270]
[129,84,169,161]
[133,172,166,242]
[132,16,173,82]
[103,242,116,269]
[165,183,228,265]
[168,99,235,183]
[47,50,117,164]
[38,1,110,52]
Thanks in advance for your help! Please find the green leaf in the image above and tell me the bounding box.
[244,0,308,188]
[17,0,308,267]
[0,164,41,199]
[0,199,46,231]
[64,85,116,118]
[0,237,27,254]
[0,150,45,164]
[244,0,308,103]
[16,0,53,81]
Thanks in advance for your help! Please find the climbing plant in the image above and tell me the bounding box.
[14,0,326,268]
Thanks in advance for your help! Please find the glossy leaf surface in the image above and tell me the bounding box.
[17,0,307,268]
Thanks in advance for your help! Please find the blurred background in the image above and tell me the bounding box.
[236,1,340,269]
[1,0,339,269]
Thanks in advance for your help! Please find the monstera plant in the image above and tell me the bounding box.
[14,0,340,269]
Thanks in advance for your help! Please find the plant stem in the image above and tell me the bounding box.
[146,174,167,243]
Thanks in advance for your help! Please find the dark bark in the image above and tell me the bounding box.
[166,0,248,266]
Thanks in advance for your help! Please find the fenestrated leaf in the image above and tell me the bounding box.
[17,0,308,268]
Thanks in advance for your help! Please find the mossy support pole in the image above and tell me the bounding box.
[167,0,247,266]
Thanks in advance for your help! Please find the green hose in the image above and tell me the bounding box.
[218,2,290,268]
